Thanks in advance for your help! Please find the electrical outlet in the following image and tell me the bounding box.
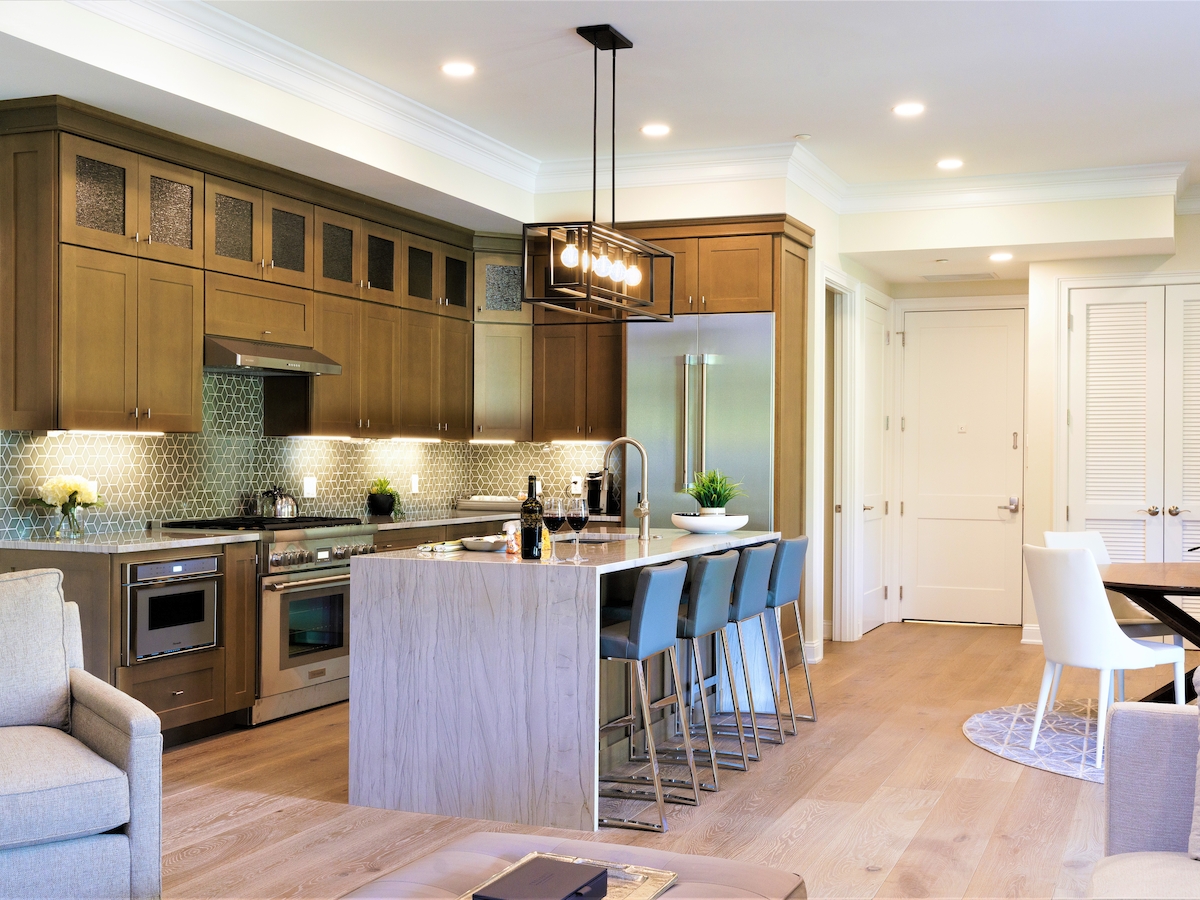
[570,476,584,496]
[410,474,419,494]
[302,476,317,498]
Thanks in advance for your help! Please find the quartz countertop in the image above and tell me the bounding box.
[0,529,262,554]
[364,527,778,575]
[372,510,622,530]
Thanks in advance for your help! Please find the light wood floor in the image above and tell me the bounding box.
[162,623,1196,899]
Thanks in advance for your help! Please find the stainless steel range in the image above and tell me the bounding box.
[163,515,377,724]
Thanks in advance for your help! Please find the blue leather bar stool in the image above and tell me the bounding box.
[653,549,748,791]
[717,543,785,758]
[598,559,698,832]
[766,537,816,734]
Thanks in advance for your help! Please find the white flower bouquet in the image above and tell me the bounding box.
[30,475,103,537]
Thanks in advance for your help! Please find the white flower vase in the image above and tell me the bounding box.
[56,505,86,540]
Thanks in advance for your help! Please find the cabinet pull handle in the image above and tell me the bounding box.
[262,331,272,336]
[701,295,706,306]
[358,419,362,428]
[577,426,581,433]
[688,295,693,306]
[367,280,371,289]
[146,408,151,420]
[261,259,265,269]
[172,690,184,696]
[270,260,275,269]
[146,233,152,245]
[366,419,370,428]
[478,425,483,432]
[131,408,139,419]
[133,232,139,243]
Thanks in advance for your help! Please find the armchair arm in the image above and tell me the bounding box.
[1105,701,1197,856]
[70,668,162,900]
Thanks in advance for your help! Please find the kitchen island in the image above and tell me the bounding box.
[349,527,779,831]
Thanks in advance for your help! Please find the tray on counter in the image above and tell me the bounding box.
[460,851,675,900]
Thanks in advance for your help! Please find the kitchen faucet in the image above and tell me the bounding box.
[602,437,651,542]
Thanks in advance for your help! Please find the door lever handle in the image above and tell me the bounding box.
[1137,506,1161,516]
[998,497,1020,512]
[1168,506,1192,517]
[863,505,874,511]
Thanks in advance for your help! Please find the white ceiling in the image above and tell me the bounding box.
[210,0,1200,186]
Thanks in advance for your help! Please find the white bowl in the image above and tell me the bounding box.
[461,534,507,552]
[671,513,750,534]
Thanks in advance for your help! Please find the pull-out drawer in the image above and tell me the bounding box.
[205,272,314,347]
[374,526,444,552]
[445,520,505,541]
[116,647,226,730]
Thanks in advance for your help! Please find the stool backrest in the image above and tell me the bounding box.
[1043,530,1112,564]
[729,544,777,622]
[766,537,809,609]
[627,559,689,660]
[681,550,740,638]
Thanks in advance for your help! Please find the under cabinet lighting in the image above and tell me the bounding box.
[36,429,165,437]
[550,440,608,446]
[392,437,442,444]
[470,439,516,445]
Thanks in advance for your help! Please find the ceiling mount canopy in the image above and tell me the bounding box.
[522,24,675,323]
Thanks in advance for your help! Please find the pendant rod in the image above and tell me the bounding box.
[592,43,598,225]
[612,47,617,228]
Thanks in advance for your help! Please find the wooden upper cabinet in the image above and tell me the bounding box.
[205,176,264,280]
[439,316,473,440]
[362,222,401,307]
[62,135,204,265]
[60,245,138,431]
[136,260,204,432]
[310,293,362,437]
[644,237,698,316]
[314,207,360,298]
[0,131,57,432]
[585,323,624,441]
[532,325,587,441]
[263,193,314,289]
[474,323,532,441]
[204,272,314,348]
[400,309,440,439]
[697,234,773,313]
[474,251,530,324]
[402,233,472,320]
[360,301,401,438]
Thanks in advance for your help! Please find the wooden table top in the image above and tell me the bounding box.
[1099,562,1200,593]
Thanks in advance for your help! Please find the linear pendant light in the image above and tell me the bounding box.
[521,24,675,323]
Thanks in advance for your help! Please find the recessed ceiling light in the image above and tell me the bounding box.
[641,123,670,137]
[989,252,1013,262]
[937,158,963,170]
[892,102,925,117]
[793,133,812,141]
[441,61,475,78]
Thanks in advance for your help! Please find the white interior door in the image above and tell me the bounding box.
[1067,286,1165,561]
[1164,285,1200,566]
[900,308,1025,625]
[861,300,888,633]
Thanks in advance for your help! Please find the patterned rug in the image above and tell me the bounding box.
[963,699,1104,783]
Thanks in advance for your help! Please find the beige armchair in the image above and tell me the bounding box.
[0,569,162,899]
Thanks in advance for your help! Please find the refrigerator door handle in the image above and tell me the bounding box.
[699,354,711,473]
[681,355,694,491]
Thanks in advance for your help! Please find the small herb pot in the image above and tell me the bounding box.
[367,493,396,516]
[699,507,726,516]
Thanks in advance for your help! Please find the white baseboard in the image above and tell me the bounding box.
[823,619,833,639]
[804,639,824,664]
[1021,624,1042,645]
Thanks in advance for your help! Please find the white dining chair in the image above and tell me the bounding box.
[1023,544,1185,768]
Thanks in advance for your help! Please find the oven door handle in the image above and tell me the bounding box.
[265,574,351,591]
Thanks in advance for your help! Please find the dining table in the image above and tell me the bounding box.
[1098,562,1200,702]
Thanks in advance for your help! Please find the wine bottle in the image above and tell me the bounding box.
[520,475,543,560]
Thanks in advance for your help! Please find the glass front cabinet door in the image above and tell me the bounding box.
[205,176,264,280]
[263,193,314,289]
[402,233,473,321]
[61,134,203,267]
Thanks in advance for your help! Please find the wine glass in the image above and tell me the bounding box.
[543,497,566,563]
[567,498,590,563]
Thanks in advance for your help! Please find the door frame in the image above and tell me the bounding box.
[892,294,1028,627]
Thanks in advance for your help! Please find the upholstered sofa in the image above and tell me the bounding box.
[0,569,163,900]
[1092,699,1200,898]
[345,831,806,898]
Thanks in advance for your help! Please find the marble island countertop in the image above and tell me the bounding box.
[366,528,779,574]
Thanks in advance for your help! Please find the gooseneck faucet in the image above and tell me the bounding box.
[602,437,651,542]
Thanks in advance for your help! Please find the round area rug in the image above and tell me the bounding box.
[963,699,1104,783]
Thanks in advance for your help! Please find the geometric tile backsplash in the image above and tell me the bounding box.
[0,374,618,539]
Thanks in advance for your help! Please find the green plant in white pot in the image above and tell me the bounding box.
[686,470,745,516]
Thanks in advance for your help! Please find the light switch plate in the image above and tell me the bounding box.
[570,476,584,495]
[302,476,317,498]
[411,474,419,494]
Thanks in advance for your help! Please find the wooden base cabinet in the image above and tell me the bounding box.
[532,323,624,442]
[223,542,256,713]
[117,647,226,731]
[60,246,203,432]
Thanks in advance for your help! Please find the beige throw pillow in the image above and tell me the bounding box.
[0,569,71,729]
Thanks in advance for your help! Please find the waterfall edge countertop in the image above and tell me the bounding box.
[349,527,781,831]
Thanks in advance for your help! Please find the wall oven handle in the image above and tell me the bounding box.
[265,574,351,591]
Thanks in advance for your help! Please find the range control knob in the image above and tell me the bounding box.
[270,553,283,566]
[333,546,347,559]
[303,550,314,563]
[284,550,298,565]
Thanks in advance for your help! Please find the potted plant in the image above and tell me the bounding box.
[366,478,401,517]
[685,470,745,516]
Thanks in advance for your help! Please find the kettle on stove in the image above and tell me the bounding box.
[261,486,299,518]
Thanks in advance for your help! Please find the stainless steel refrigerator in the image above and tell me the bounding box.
[625,313,775,530]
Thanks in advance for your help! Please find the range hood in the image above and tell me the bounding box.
[204,336,342,376]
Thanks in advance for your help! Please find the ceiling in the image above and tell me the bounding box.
[210,0,1200,185]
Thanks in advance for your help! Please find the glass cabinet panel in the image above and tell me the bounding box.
[214,193,254,261]
[322,222,354,283]
[408,245,434,301]
[484,264,522,313]
[272,207,306,272]
[367,233,395,292]
[149,176,193,249]
[75,156,126,235]
[444,255,468,309]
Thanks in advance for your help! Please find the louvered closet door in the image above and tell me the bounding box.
[1068,286,1165,561]
[1164,285,1200,569]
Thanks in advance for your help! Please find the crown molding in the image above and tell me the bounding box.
[70,0,542,192]
[1177,184,1200,215]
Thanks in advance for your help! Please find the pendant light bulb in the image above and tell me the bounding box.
[610,256,627,283]
[560,231,580,268]
[594,245,612,278]
[624,263,642,287]
[581,250,590,273]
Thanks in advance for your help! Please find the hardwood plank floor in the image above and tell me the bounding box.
[161,623,1197,899]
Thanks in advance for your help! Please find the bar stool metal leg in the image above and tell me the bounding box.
[687,636,720,790]
[666,645,701,803]
[663,629,752,774]
[599,659,668,832]
[717,626,753,770]
[773,608,799,736]
[790,601,817,723]
[755,612,787,744]
[734,619,767,757]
